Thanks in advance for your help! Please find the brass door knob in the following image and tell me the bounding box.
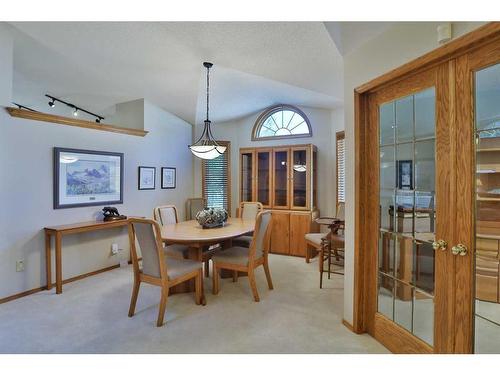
[432,239,448,251]
[451,243,468,256]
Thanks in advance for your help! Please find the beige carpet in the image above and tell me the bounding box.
[0,254,388,353]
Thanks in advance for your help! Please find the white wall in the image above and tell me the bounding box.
[0,23,13,106]
[342,22,486,325]
[193,105,344,218]
[0,99,194,299]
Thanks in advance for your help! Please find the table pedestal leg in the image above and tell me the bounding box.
[168,246,202,303]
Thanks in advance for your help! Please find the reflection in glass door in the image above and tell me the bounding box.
[474,62,500,353]
[377,87,436,346]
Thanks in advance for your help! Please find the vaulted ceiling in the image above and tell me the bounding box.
[8,22,395,124]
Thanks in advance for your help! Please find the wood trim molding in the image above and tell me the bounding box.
[355,22,500,94]
[0,264,120,305]
[342,319,354,332]
[6,107,148,137]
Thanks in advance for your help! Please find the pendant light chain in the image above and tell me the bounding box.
[206,64,210,122]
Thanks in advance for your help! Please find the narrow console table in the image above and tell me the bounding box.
[44,219,130,294]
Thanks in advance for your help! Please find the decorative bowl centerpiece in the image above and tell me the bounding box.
[195,207,228,229]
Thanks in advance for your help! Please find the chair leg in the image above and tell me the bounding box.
[248,268,260,302]
[204,259,210,278]
[128,278,141,317]
[232,270,238,282]
[195,269,202,305]
[263,258,274,290]
[157,286,169,327]
[319,249,324,289]
[212,262,219,295]
[306,245,310,263]
[328,249,332,279]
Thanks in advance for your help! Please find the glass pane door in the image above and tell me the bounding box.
[291,147,309,209]
[474,62,500,353]
[256,150,272,207]
[377,87,436,346]
[240,151,254,202]
[273,149,289,208]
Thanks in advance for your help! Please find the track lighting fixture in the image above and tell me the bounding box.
[45,94,105,123]
[12,102,38,112]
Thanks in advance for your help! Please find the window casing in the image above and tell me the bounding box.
[336,131,345,205]
[202,141,231,212]
[252,105,312,141]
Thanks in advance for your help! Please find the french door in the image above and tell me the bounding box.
[358,29,500,354]
[366,64,454,353]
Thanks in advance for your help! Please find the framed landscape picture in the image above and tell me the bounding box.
[138,166,156,190]
[53,147,123,209]
[161,167,176,189]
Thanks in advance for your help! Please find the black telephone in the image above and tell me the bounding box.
[102,206,127,222]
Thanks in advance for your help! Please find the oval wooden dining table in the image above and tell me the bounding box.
[160,217,255,302]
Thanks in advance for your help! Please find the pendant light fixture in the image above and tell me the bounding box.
[189,62,226,160]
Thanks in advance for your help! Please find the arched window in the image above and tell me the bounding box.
[252,105,312,140]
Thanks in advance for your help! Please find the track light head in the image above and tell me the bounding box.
[73,108,78,117]
[95,118,101,123]
[48,100,55,108]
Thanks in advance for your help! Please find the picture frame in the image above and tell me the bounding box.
[138,166,156,190]
[53,147,123,209]
[397,160,413,190]
[161,167,176,189]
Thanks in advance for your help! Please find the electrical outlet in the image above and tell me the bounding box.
[111,243,119,255]
[16,260,25,272]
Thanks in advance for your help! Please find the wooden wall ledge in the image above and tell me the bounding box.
[6,107,148,137]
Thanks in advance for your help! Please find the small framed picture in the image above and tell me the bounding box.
[161,167,176,189]
[138,166,156,190]
[397,160,413,190]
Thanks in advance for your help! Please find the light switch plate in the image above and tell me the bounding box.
[16,260,25,272]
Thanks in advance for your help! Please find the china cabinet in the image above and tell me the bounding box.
[239,144,319,257]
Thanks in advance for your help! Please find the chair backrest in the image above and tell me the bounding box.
[153,205,179,225]
[336,202,345,221]
[186,198,206,220]
[240,201,263,220]
[249,211,272,261]
[128,218,167,280]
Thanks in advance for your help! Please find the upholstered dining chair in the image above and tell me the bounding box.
[153,205,189,259]
[127,218,205,327]
[232,201,264,248]
[186,197,206,220]
[212,211,273,302]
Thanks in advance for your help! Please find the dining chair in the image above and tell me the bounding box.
[186,197,206,220]
[153,205,188,259]
[127,218,205,327]
[212,211,273,302]
[232,201,263,248]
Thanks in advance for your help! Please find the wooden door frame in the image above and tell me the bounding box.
[353,22,500,353]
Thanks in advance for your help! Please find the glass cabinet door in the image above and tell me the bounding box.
[240,150,255,202]
[290,146,310,210]
[256,149,272,207]
[273,148,290,208]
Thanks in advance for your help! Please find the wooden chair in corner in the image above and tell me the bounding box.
[127,218,205,327]
[212,211,273,302]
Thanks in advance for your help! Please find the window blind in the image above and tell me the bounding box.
[336,132,346,204]
[202,141,231,211]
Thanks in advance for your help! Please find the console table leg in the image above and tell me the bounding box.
[45,232,52,290]
[55,232,63,294]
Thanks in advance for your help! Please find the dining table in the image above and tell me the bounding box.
[161,217,255,302]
